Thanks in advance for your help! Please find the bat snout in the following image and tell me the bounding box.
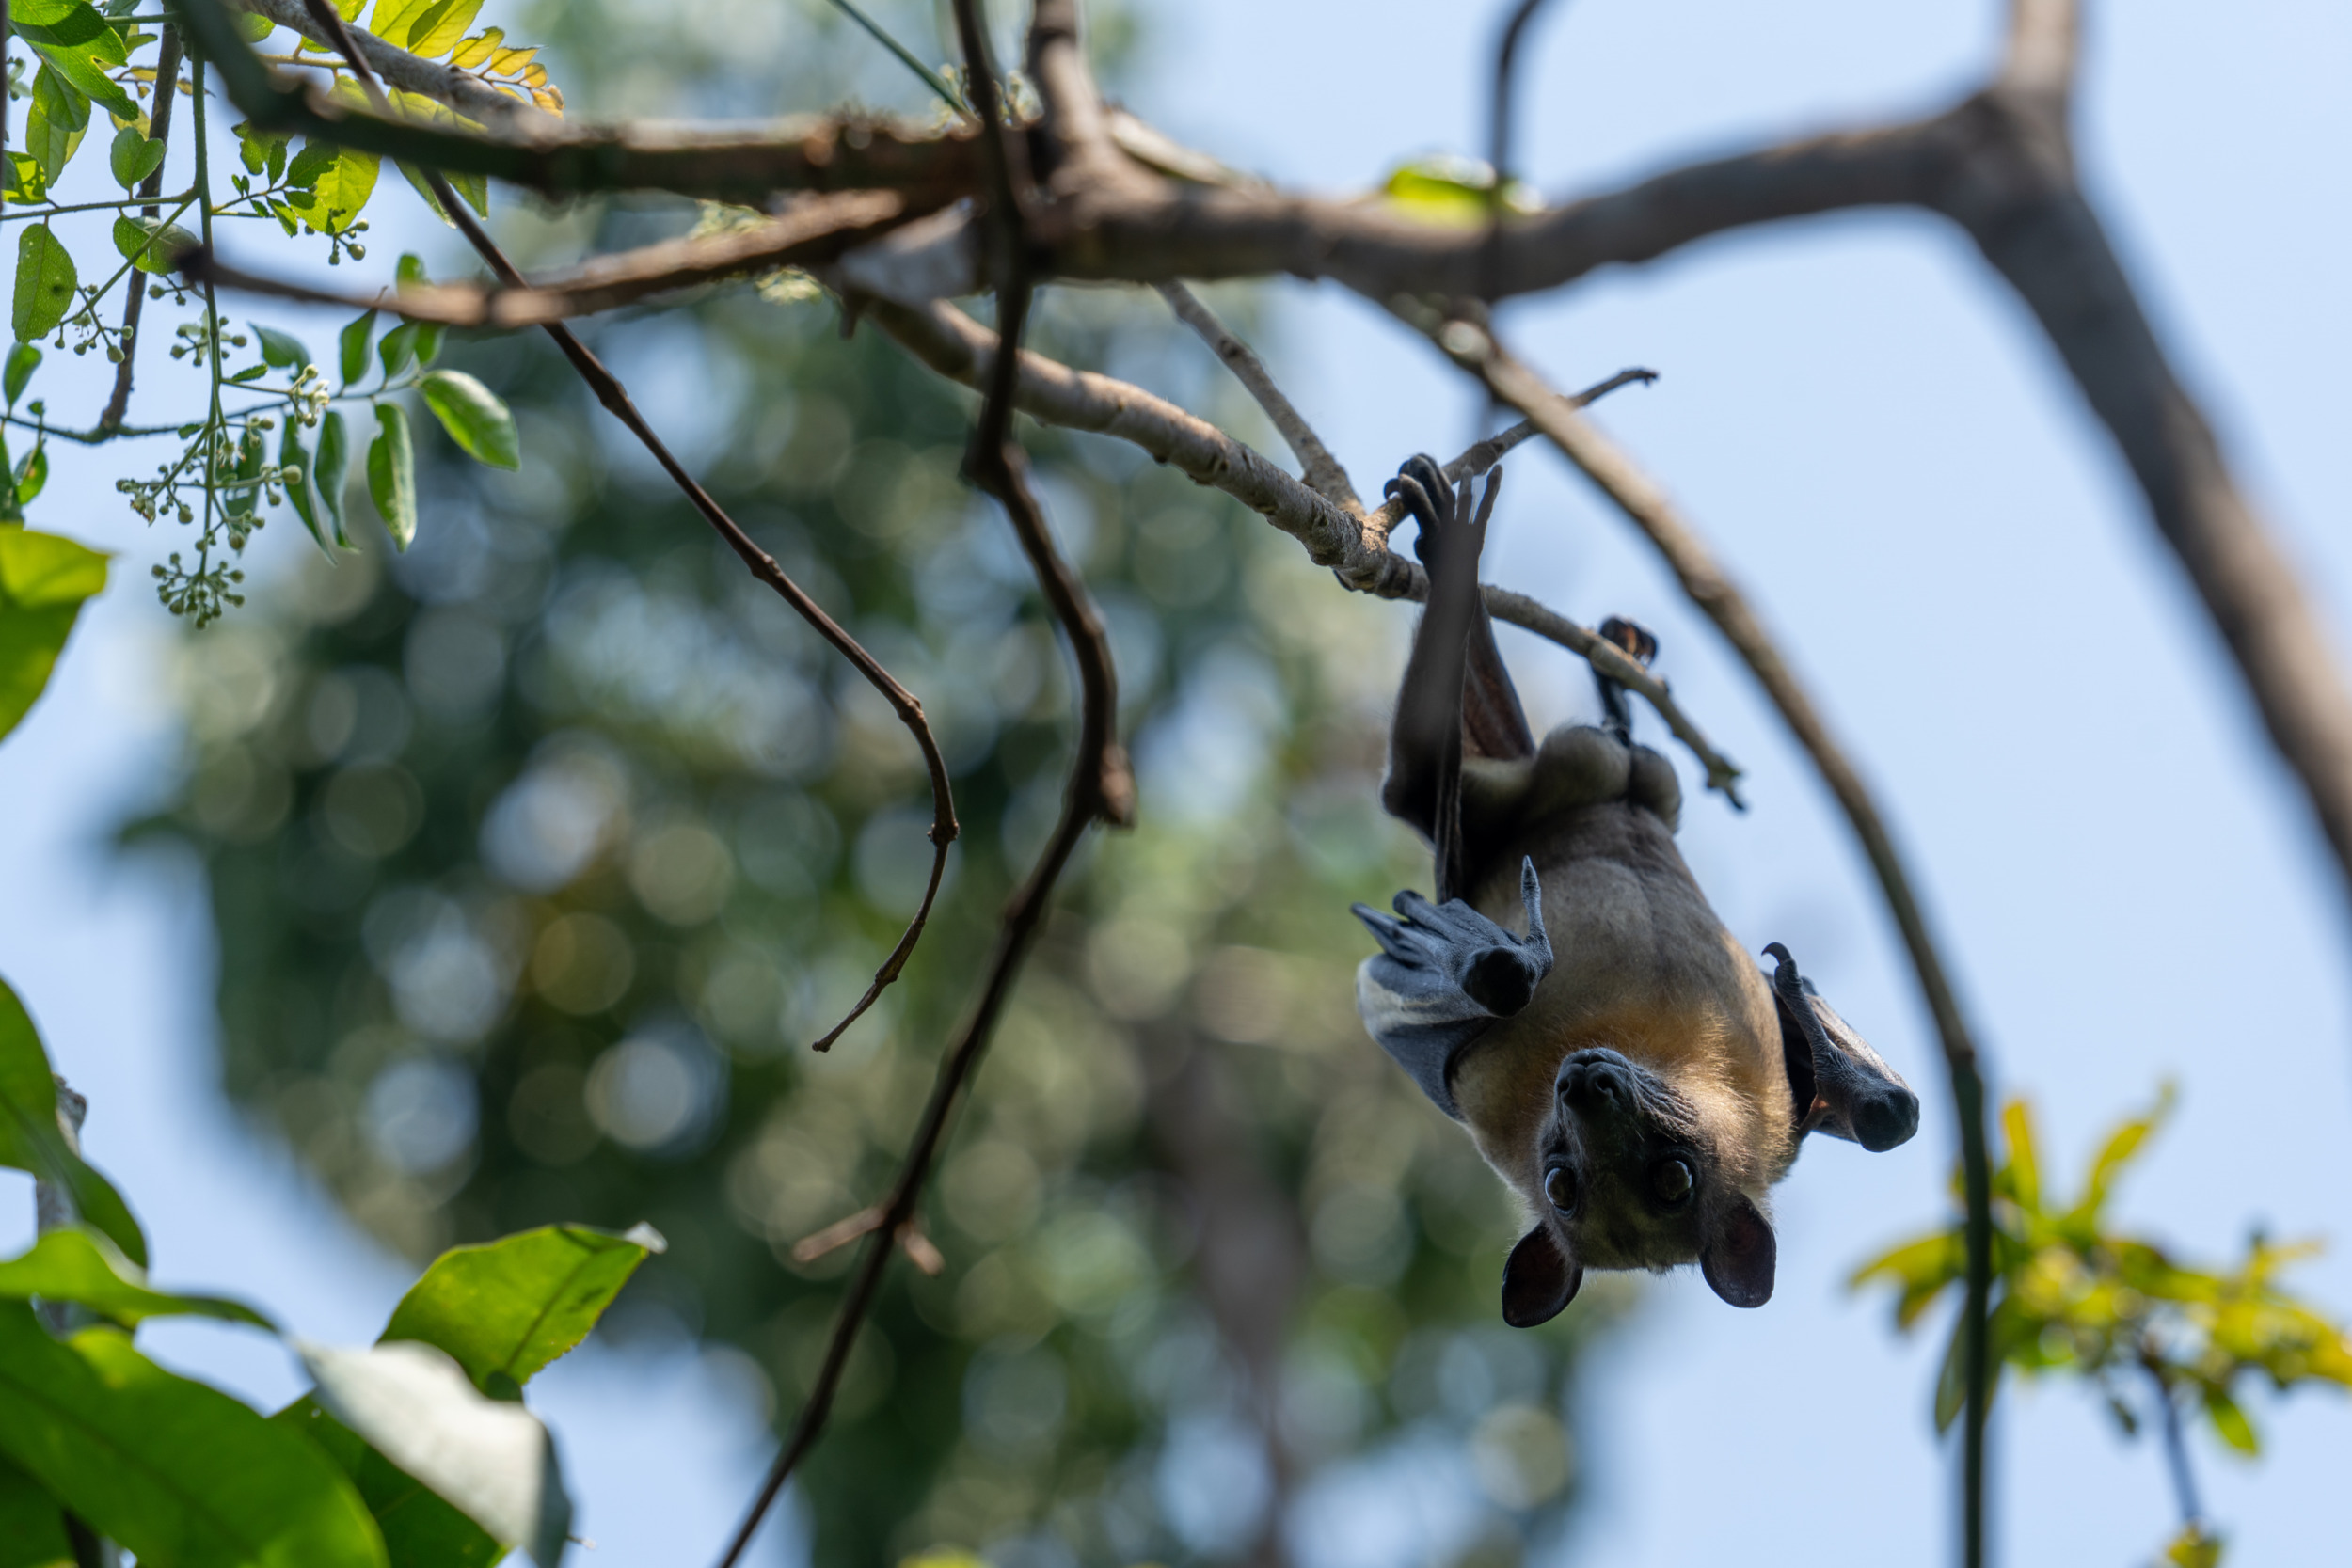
[1556,1047,1637,1113]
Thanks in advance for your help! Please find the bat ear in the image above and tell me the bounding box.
[1765,942,1920,1153]
[1501,1224,1582,1327]
[1699,1193,1776,1308]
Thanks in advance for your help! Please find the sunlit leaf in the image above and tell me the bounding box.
[2162,1525,2223,1568]
[10,226,75,342]
[2,152,51,208]
[382,1224,664,1394]
[419,371,518,470]
[0,980,142,1266]
[13,443,46,508]
[0,1227,273,1330]
[14,1,137,121]
[0,1305,389,1568]
[368,403,417,550]
[402,0,484,59]
[301,1339,570,1566]
[448,26,501,69]
[1999,1099,2040,1213]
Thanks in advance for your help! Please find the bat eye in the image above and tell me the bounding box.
[1651,1157,1694,1207]
[1543,1164,1578,1214]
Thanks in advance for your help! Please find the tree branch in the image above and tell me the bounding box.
[1450,326,1994,1568]
[97,24,183,434]
[235,0,556,127]
[1155,279,1361,513]
[183,190,926,325]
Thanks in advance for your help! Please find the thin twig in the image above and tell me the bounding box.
[822,0,969,116]
[1486,0,1563,303]
[183,190,924,325]
[1155,279,1361,514]
[2140,1348,2204,1534]
[294,0,956,1054]
[711,8,1130,1561]
[1449,323,1994,1568]
[98,24,183,434]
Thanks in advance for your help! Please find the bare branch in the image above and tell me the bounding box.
[236,0,556,128]
[2001,0,2080,103]
[1156,279,1362,513]
[788,1206,945,1275]
[1451,325,1994,1568]
[173,0,979,200]
[1025,0,1149,196]
[186,191,924,325]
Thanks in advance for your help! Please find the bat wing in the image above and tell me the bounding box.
[1353,858,1552,1120]
[1764,943,1920,1152]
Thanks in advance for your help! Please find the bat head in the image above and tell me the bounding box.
[1500,1046,1777,1325]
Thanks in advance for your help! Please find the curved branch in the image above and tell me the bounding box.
[1156,279,1362,513]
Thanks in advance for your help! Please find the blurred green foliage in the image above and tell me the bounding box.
[1854,1088,2352,1564]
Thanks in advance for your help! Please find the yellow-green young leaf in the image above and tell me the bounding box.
[24,66,88,187]
[2081,1084,2173,1214]
[2162,1525,2224,1568]
[401,0,485,58]
[368,404,417,550]
[381,1224,665,1394]
[111,214,199,276]
[0,1227,274,1330]
[2201,1386,2260,1455]
[0,529,111,747]
[419,371,518,470]
[315,409,352,545]
[3,152,51,207]
[15,3,137,121]
[0,980,144,1266]
[368,0,435,46]
[296,0,364,52]
[10,227,75,343]
[340,309,378,387]
[287,145,380,234]
[4,344,40,408]
[107,125,164,189]
[271,1399,502,1568]
[0,1449,72,1568]
[448,26,501,68]
[0,1307,389,1568]
[487,43,537,75]
[1999,1098,2041,1213]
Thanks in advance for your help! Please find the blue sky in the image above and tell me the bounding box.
[3,1,2348,1563]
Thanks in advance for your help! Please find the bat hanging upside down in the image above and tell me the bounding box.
[1352,455,1918,1324]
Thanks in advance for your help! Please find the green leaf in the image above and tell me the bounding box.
[110,214,199,275]
[227,362,270,386]
[11,226,76,342]
[419,370,518,470]
[0,1227,274,1330]
[285,143,379,234]
[315,409,352,546]
[396,252,429,287]
[377,319,419,380]
[106,123,163,188]
[340,309,377,386]
[1999,1098,2040,1213]
[232,119,286,177]
[0,1305,389,1568]
[23,66,88,188]
[301,1339,570,1566]
[397,0,483,58]
[367,403,417,550]
[2078,1082,2174,1219]
[382,1223,664,1394]
[254,323,311,371]
[1378,154,1539,227]
[412,322,444,366]
[2,152,51,208]
[2162,1525,2224,1568]
[0,976,143,1264]
[14,2,138,121]
[0,1449,72,1568]
[281,420,329,556]
[272,1399,502,1568]
[6,344,42,407]
[367,0,435,46]
[2201,1386,2260,1455]
[12,443,45,507]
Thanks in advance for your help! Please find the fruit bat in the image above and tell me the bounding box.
[1352,454,1918,1323]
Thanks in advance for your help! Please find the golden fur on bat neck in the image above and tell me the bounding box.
[1442,733,1798,1238]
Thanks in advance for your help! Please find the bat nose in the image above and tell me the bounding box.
[1557,1048,1632,1111]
